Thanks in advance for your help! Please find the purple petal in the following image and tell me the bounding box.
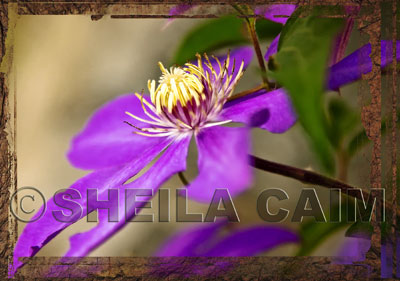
[151,224,298,278]
[261,4,296,60]
[184,126,252,203]
[67,94,166,170]
[255,4,296,24]
[330,19,354,65]
[220,88,297,133]
[329,6,360,65]
[156,223,299,257]
[334,236,371,264]
[156,221,226,256]
[381,237,395,278]
[169,4,193,16]
[264,34,280,61]
[163,4,196,29]
[65,135,191,257]
[205,226,299,256]
[327,40,400,90]
[12,137,172,274]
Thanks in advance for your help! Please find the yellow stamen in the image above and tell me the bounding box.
[149,62,204,113]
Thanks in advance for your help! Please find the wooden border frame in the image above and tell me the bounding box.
[0,0,397,279]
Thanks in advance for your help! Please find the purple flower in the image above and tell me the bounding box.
[334,236,371,265]
[335,233,400,278]
[262,5,400,91]
[150,221,298,278]
[11,46,297,275]
[254,4,296,25]
[263,5,297,62]
[329,5,360,65]
[262,4,375,95]
[156,221,298,257]
[162,4,194,29]
[327,40,400,90]
[169,4,193,17]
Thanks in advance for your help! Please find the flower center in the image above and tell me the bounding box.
[150,63,204,114]
[125,53,245,137]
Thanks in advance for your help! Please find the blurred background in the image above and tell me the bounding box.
[14,15,371,257]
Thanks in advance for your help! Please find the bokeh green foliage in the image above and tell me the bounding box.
[269,13,344,175]
[172,15,282,65]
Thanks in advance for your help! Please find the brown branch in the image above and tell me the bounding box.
[227,84,266,102]
[246,19,270,89]
[231,4,270,88]
[249,155,400,220]
[250,155,367,197]
[178,172,189,186]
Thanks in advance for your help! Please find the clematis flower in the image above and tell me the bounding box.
[11,46,297,275]
[335,232,400,278]
[150,221,299,278]
[334,235,371,265]
[263,4,359,65]
[156,221,299,257]
[162,4,194,30]
[327,40,400,90]
[329,5,360,66]
[263,4,297,61]
[41,221,299,278]
[262,5,400,91]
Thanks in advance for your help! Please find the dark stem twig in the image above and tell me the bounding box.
[232,4,270,89]
[250,154,364,197]
[250,154,400,220]
[246,19,270,89]
[178,172,189,186]
[337,150,349,182]
[227,84,266,102]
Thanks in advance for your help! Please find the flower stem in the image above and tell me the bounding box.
[246,18,270,89]
[178,172,189,186]
[250,154,361,195]
[227,84,266,102]
[232,4,270,89]
[250,154,400,220]
[337,150,349,182]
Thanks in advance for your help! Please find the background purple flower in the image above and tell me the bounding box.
[262,5,400,91]
[334,236,371,265]
[263,5,297,61]
[328,40,400,90]
[329,5,360,65]
[151,221,299,278]
[156,221,299,257]
[162,4,195,29]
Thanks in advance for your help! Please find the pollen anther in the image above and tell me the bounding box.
[149,62,204,114]
[125,52,245,137]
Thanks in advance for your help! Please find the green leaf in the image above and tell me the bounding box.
[297,220,349,255]
[347,129,370,157]
[172,16,281,65]
[269,14,344,174]
[278,6,344,52]
[327,97,360,150]
[256,18,282,40]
